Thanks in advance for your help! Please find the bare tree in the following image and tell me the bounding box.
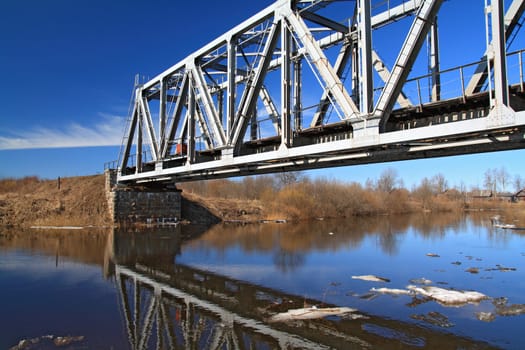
[484,168,497,195]
[497,167,510,193]
[413,177,433,209]
[430,173,448,194]
[376,168,401,193]
[276,171,303,189]
[514,174,524,192]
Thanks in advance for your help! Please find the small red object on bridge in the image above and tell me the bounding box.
[176,143,187,155]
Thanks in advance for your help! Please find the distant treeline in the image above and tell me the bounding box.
[180,168,524,220]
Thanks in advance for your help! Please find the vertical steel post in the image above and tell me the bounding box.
[227,38,237,139]
[293,58,302,130]
[136,101,143,174]
[351,40,360,106]
[416,79,423,109]
[250,107,258,140]
[217,90,224,129]
[460,66,466,102]
[187,74,196,165]
[281,20,292,147]
[518,51,523,92]
[159,79,167,150]
[429,17,441,101]
[491,0,509,106]
[358,0,373,114]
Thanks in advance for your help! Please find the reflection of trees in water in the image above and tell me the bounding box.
[0,228,109,266]
[184,213,482,257]
[272,249,305,273]
[406,212,464,238]
[377,232,400,256]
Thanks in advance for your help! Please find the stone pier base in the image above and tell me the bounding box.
[105,169,181,225]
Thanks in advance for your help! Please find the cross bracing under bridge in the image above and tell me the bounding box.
[117,0,525,184]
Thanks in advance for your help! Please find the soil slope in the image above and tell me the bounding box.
[0,175,267,228]
[0,175,110,227]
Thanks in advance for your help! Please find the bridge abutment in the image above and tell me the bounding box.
[105,169,181,225]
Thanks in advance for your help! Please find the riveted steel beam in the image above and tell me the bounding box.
[230,19,281,150]
[466,0,525,95]
[163,72,189,157]
[375,0,444,129]
[286,10,360,120]
[138,96,159,161]
[192,65,227,146]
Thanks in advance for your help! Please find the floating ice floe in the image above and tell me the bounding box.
[409,278,432,285]
[476,312,496,322]
[476,302,525,321]
[370,287,412,296]
[351,275,390,282]
[407,285,488,305]
[493,223,517,229]
[267,306,361,322]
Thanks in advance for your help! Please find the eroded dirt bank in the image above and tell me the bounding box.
[0,175,110,227]
[0,175,266,228]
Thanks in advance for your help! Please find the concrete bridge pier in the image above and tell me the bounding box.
[105,169,181,225]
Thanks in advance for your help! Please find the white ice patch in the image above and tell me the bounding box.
[351,275,390,282]
[407,285,488,305]
[267,307,360,322]
[371,287,413,296]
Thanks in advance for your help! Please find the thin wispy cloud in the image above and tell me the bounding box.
[0,115,126,150]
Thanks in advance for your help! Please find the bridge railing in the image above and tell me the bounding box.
[103,160,119,171]
[105,149,153,171]
[377,48,525,109]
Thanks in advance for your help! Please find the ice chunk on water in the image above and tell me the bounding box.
[407,285,487,305]
[267,307,361,322]
[371,287,412,295]
[351,275,390,282]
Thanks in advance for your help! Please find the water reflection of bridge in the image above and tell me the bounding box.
[110,228,497,349]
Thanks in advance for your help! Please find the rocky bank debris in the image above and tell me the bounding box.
[411,311,454,328]
[476,297,525,321]
[10,335,85,349]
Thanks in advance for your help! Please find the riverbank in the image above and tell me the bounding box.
[0,175,269,227]
[0,175,110,228]
[0,174,523,228]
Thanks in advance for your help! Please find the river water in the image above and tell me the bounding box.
[0,212,524,349]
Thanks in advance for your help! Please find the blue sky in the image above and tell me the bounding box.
[0,0,524,189]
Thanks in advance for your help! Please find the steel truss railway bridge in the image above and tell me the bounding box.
[117,0,525,184]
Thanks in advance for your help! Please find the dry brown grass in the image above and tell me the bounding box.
[179,176,474,221]
[0,175,110,227]
[3,172,518,227]
[0,176,41,194]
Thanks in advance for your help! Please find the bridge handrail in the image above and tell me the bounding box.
[387,48,525,107]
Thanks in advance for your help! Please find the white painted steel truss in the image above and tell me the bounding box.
[118,0,525,184]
